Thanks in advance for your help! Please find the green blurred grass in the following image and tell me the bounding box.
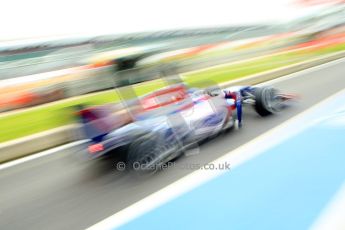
[1,43,344,143]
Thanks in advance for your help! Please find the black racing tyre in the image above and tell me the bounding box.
[254,86,281,116]
[127,133,180,176]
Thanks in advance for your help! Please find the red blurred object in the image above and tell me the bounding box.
[285,33,345,51]
[88,143,104,153]
[139,84,188,111]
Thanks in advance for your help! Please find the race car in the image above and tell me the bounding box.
[78,84,294,174]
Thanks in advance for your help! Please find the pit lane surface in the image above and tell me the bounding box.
[1,58,345,230]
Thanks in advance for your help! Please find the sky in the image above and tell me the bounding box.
[0,0,331,41]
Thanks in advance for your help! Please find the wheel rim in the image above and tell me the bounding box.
[264,88,281,113]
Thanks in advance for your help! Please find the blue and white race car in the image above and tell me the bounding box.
[78,84,293,174]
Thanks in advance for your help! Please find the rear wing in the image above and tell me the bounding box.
[77,104,133,142]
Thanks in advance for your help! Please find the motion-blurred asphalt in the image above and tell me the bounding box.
[1,59,345,230]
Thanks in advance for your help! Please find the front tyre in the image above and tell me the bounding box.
[254,86,282,116]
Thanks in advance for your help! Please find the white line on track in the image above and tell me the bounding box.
[0,140,87,171]
[309,183,345,230]
[257,56,345,87]
[86,87,345,230]
[0,56,344,172]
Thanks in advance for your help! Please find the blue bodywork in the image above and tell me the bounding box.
[79,85,257,158]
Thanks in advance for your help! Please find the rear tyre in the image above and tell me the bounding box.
[127,133,180,176]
